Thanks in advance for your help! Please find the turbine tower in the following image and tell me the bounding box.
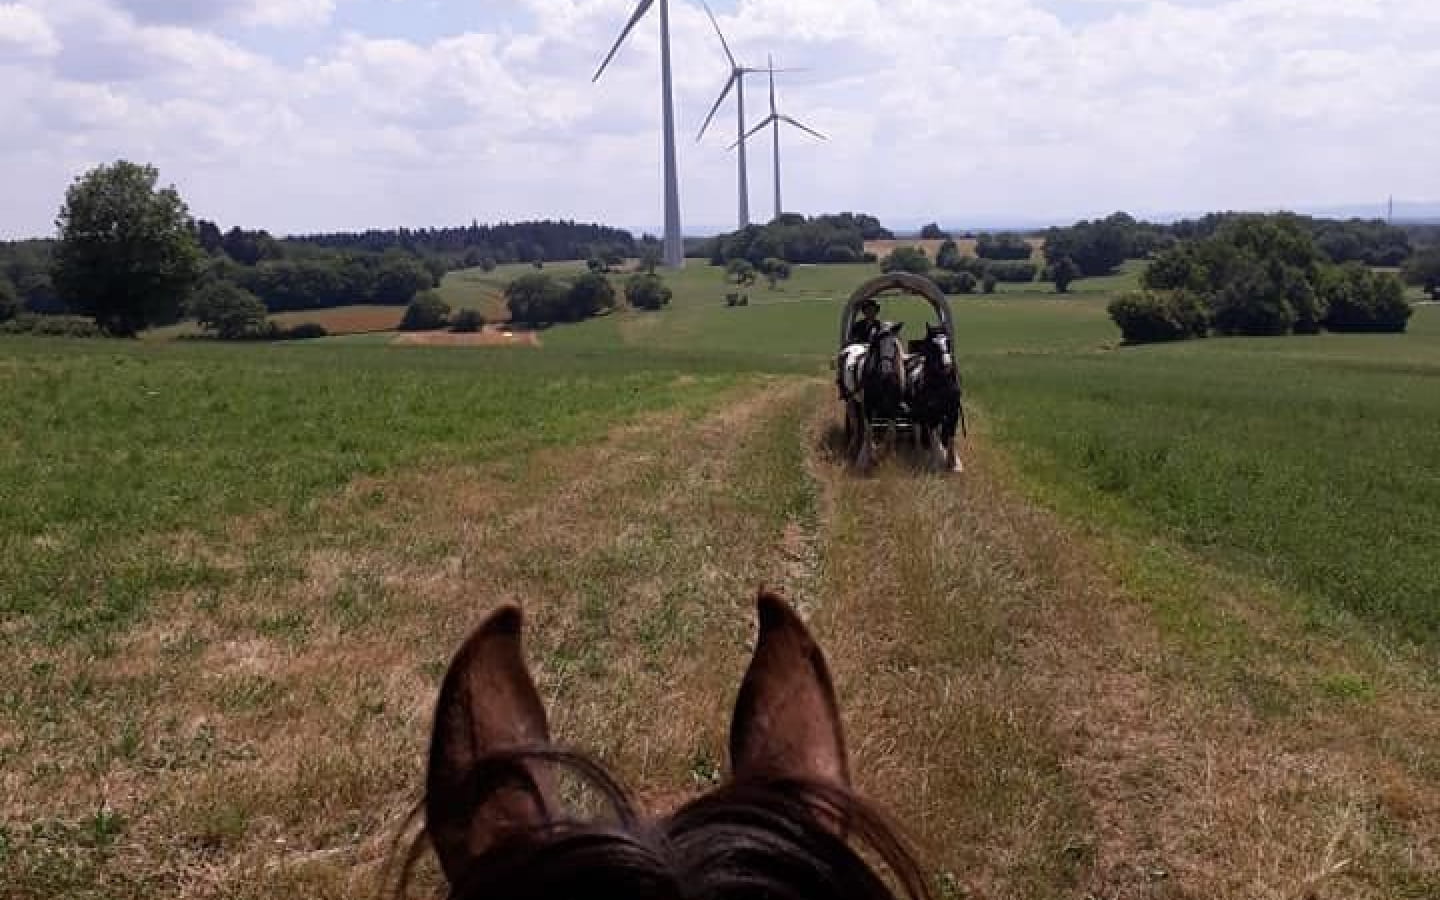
[733,56,826,223]
[594,0,684,269]
[695,1,762,230]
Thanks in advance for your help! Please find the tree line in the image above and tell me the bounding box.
[698,213,893,266]
[0,159,645,338]
[1110,213,1415,343]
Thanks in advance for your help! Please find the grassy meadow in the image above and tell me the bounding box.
[4,257,1439,898]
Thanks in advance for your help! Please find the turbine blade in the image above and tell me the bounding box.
[780,115,827,141]
[696,73,739,142]
[730,115,777,150]
[701,0,737,68]
[593,0,655,83]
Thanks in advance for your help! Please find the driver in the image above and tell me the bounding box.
[847,298,883,345]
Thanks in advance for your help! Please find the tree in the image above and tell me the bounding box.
[625,273,672,310]
[638,243,664,274]
[882,246,930,275]
[567,272,617,319]
[1320,264,1412,333]
[194,219,224,255]
[1403,248,1440,301]
[727,258,758,287]
[189,281,268,339]
[1052,256,1080,294]
[373,256,435,305]
[920,223,949,240]
[52,160,204,336]
[400,290,452,331]
[452,309,485,333]
[505,273,568,324]
[1108,290,1210,344]
[935,239,964,271]
[0,276,18,323]
[760,257,792,289]
[976,233,1033,261]
[982,272,998,294]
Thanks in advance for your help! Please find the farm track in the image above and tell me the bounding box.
[5,379,1437,900]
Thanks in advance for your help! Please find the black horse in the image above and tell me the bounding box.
[838,322,909,471]
[905,324,964,473]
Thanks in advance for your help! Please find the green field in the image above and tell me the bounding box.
[4,260,1439,899]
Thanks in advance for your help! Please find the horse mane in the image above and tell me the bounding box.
[394,747,933,900]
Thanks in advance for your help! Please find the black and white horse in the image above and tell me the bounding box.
[838,322,909,471]
[905,324,964,473]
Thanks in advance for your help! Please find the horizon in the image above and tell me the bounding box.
[1,1,1437,240]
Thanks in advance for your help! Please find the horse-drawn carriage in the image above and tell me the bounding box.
[836,273,965,473]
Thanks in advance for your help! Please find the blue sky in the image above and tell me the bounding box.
[0,0,1436,238]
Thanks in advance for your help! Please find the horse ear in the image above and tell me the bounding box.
[890,321,905,336]
[729,590,850,786]
[426,606,555,884]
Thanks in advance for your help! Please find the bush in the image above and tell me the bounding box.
[861,252,879,264]
[625,273,672,311]
[505,273,568,324]
[278,322,328,340]
[933,271,978,295]
[400,290,452,331]
[1319,264,1413,333]
[0,277,18,323]
[982,272,998,294]
[986,260,1038,283]
[0,314,105,338]
[760,257,792,288]
[1108,290,1210,344]
[1051,256,1080,293]
[1403,247,1440,301]
[881,246,930,275]
[567,272,617,319]
[935,240,963,271]
[920,223,949,240]
[189,281,268,339]
[824,245,859,264]
[451,309,486,333]
[975,233,1033,260]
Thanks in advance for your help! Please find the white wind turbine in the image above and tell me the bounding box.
[594,0,685,269]
[732,56,826,223]
[694,1,777,230]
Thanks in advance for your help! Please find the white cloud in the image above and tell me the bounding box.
[0,3,59,58]
[1,0,1437,237]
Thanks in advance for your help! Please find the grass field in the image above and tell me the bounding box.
[4,261,1439,899]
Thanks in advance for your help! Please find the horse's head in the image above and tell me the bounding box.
[415,592,929,900]
[919,324,954,376]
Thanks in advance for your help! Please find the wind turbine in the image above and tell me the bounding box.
[695,1,764,230]
[594,0,684,269]
[732,56,826,223]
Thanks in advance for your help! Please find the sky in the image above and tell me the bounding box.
[0,0,1436,238]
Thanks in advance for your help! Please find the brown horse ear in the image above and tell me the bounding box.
[729,590,850,786]
[426,606,554,884]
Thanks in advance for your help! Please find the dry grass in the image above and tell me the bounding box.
[390,326,541,348]
[794,407,1439,899]
[269,306,404,335]
[864,238,1045,263]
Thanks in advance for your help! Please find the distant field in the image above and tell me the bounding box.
[270,305,401,334]
[865,236,1046,262]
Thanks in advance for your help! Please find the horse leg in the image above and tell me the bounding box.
[943,409,963,473]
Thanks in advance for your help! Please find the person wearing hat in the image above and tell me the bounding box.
[848,297,883,345]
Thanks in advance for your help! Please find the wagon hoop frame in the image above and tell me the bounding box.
[838,272,955,350]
